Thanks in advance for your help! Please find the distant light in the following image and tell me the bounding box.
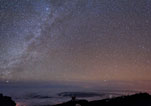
[16,102,27,106]
[76,104,81,106]
[109,95,113,98]
[104,80,107,82]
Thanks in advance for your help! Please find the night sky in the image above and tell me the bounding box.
[0,0,151,82]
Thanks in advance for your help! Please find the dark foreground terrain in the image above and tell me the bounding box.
[53,93,151,106]
[0,93,16,106]
[0,92,151,106]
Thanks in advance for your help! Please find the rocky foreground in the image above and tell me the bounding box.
[53,93,151,106]
[0,93,16,106]
[0,92,151,106]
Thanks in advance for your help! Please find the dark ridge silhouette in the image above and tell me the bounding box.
[25,93,52,99]
[53,99,88,106]
[53,93,151,106]
[58,92,103,98]
[0,93,16,106]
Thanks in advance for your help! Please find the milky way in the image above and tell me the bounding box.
[0,0,151,82]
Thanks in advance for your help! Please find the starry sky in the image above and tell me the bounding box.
[0,0,151,82]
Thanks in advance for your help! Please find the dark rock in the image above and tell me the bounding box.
[54,99,88,106]
[89,93,151,106]
[0,93,16,106]
[53,93,151,106]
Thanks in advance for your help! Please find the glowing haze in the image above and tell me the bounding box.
[0,0,151,82]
